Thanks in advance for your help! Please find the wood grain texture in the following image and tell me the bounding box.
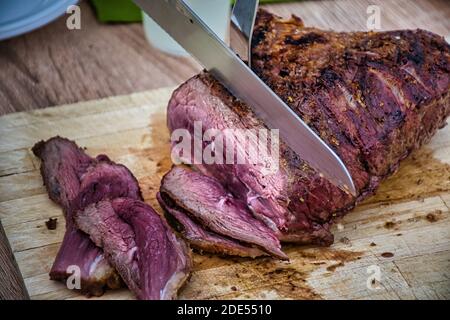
[268,0,450,34]
[0,0,449,116]
[0,0,449,300]
[0,1,201,116]
[0,88,448,300]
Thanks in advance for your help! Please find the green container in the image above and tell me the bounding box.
[91,0,143,22]
[90,0,300,23]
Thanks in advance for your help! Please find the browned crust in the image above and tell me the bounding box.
[166,10,450,249]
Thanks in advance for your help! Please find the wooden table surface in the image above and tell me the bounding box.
[0,0,449,300]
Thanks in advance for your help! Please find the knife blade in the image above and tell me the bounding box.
[134,0,356,196]
[230,0,258,66]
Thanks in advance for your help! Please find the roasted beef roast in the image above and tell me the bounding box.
[33,137,191,299]
[158,10,450,258]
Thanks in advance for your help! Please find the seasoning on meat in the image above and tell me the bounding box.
[159,10,450,258]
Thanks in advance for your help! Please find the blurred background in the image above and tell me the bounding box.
[0,0,449,116]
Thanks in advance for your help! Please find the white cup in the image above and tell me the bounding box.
[143,0,231,56]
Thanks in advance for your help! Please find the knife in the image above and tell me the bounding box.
[230,0,258,66]
[134,0,356,196]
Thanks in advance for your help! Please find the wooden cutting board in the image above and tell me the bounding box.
[0,87,449,300]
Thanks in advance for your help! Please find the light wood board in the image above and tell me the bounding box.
[0,87,449,300]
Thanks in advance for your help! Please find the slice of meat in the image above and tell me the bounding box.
[32,137,142,296]
[164,10,450,253]
[157,192,267,258]
[32,137,94,209]
[74,199,191,300]
[33,137,120,295]
[71,160,143,213]
[49,227,122,296]
[159,166,287,260]
[52,158,144,293]
[34,137,191,299]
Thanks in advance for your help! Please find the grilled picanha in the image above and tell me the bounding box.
[158,10,450,257]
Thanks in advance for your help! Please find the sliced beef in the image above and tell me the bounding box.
[32,137,94,209]
[157,192,267,258]
[32,137,122,295]
[49,160,143,294]
[74,198,191,300]
[34,137,191,299]
[49,227,121,296]
[52,158,144,293]
[162,10,450,255]
[71,160,143,213]
[159,166,286,259]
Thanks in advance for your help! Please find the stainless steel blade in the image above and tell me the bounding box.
[230,0,258,66]
[134,0,356,196]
